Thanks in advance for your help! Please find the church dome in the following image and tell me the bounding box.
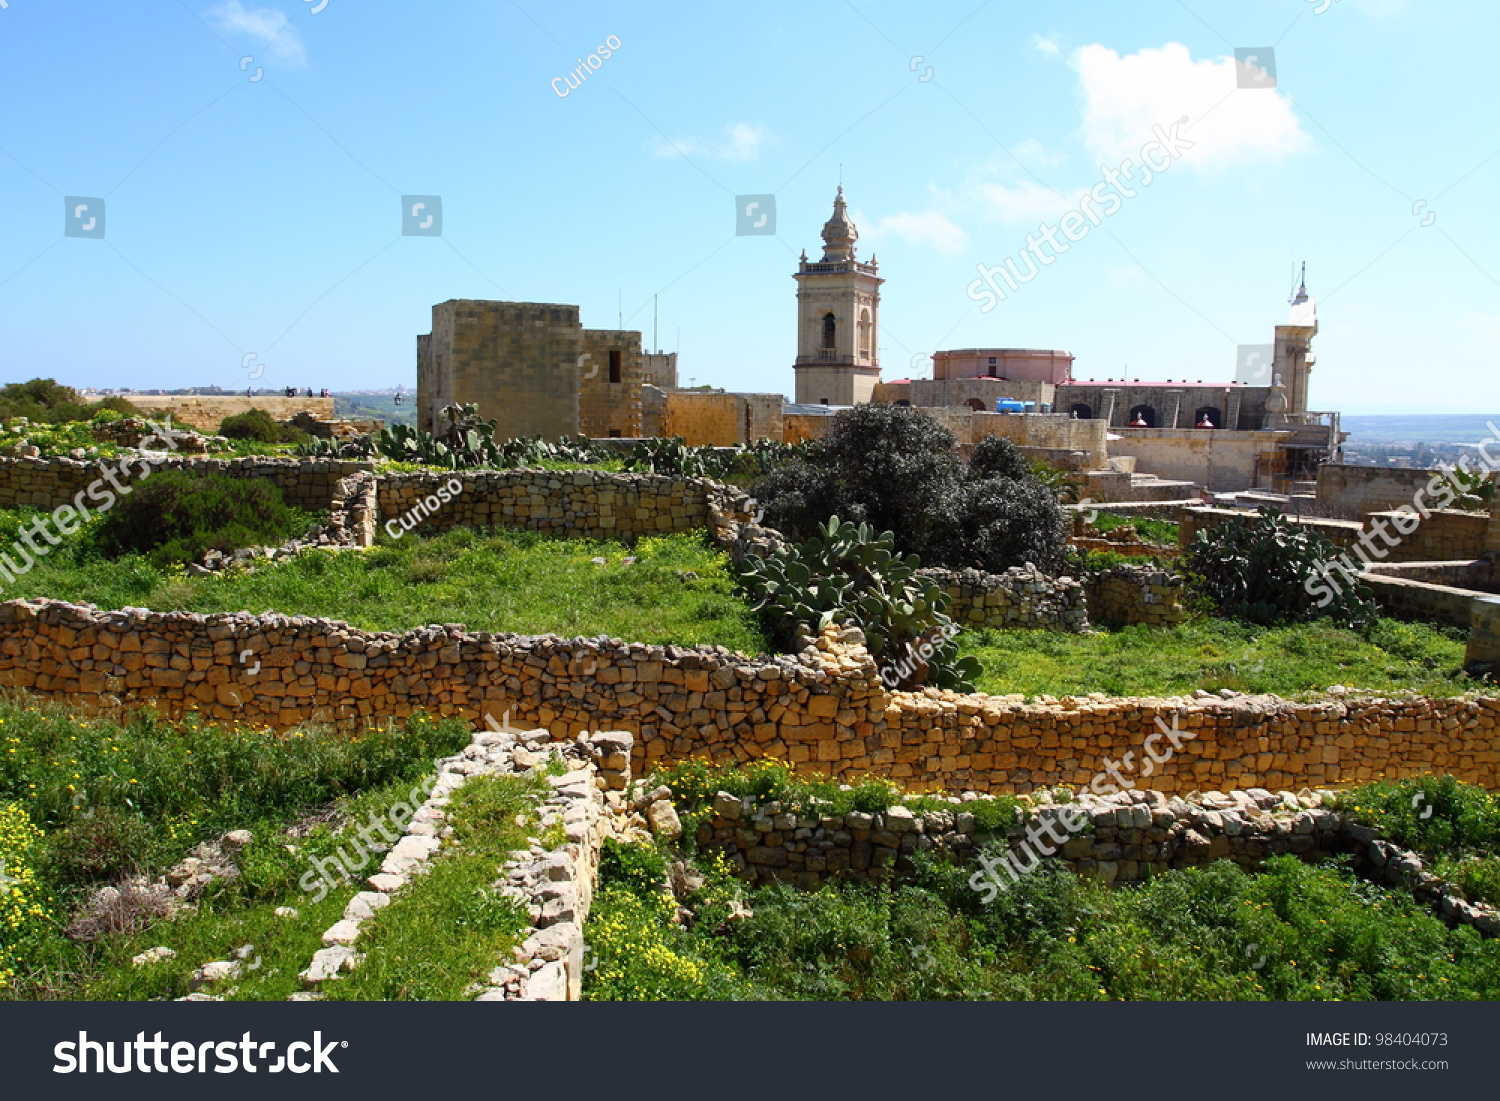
[821,186,859,261]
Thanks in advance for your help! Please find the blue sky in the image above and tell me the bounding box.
[0,0,1495,414]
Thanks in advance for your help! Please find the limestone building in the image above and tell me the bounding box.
[792,188,884,405]
[416,300,643,440]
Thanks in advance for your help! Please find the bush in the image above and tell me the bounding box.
[751,404,1066,574]
[1184,508,1376,627]
[0,379,139,427]
[94,470,312,567]
[217,408,304,445]
[737,515,981,689]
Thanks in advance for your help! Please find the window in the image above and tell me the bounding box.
[608,350,622,384]
[608,428,622,438]
[1195,406,1223,428]
[822,313,836,350]
[966,398,986,412]
[1128,405,1158,428]
[1070,403,1093,420]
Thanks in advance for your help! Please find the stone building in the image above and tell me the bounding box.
[416,300,643,440]
[792,187,884,406]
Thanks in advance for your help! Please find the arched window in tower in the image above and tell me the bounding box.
[858,308,872,360]
[821,313,837,350]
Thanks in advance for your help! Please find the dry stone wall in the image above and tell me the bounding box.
[376,469,753,544]
[0,455,370,514]
[695,786,1500,936]
[4,602,1499,796]
[1085,566,1186,628]
[916,566,1089,632]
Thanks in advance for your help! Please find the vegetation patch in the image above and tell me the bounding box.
[0,522,766,652]
[960,616,1472,699]
[0,696,468,1000]
[750,405,1068,574]
[1340,776,1500,908]
[327,772,541,1001]
[1185,507,1376,628]
[94,470,316,567]
[585,837,1500,1000]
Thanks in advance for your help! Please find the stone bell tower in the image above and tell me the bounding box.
[792,187,883,405]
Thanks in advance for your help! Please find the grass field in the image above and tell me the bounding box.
[586,779,1500,1001]
[959,617,1474,699]
[0,515,767,652]
[0,506,1481,699]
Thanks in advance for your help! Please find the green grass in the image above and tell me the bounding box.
[0,696,470,999]
[959,616,1474,699]
[0,517,768,653]
[1339,776,1500,908]
[327,772,541,1001]
[1089,513,1180,545]
[585,844,1500,1001]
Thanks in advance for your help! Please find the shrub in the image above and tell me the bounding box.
[751,404,1066,574]
[1184,507,1376,627]
[217,408,304,445]
[0,379,140,428]
[46,806,158,885]
[94,470,312,566]
[737,515,980,689]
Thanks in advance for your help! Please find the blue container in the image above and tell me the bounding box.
[995,399,1026,414]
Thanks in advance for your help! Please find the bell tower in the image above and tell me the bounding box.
[793,187,884,405]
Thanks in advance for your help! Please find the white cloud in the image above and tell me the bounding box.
[1071,42,1311,173]
[1030,32,1061,59]
[973,179,1073,226]
[650,135,700,160]
[649,123,768,162]
[719,123,768,162]
[210,2,306,66]
[869,210,969,256]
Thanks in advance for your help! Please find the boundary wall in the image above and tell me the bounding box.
[2,602,1497,797]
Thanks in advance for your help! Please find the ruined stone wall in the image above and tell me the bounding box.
[1107,431,1285,493]
[1178,506,1366,553]
[124,396,336,432]
[1364,575,1484,629]
[0,455,370,514]
[374,469,746,542]
[1367,560,1497,591]
[4,603,1498,797]
[917,566,1089,632]
[1316,463,1441,515]
[1469,598,1500,670]
[1365,508,1490,564]
[696,786,1500,937]
[1085,566,1186,628]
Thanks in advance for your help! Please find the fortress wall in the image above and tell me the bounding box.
[3,603,1497,797]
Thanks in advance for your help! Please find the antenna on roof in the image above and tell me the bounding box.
[653,294,659,354]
